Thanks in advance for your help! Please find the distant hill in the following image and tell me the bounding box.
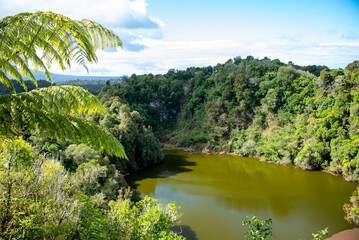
[0,80,52,95]
[0,79,120,95]
[54,79,121,94]
[1,70,123,95]
[19,70,123,82]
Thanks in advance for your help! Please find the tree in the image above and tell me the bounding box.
[312,228,328,240]
[0,138,76,238]
[0,137,183,239]
[319,69,333,88]
[64,143,102,167]
[344,185,359,225]
[107,196,184,240]
[0,11,126,158]
[242,215,273,240]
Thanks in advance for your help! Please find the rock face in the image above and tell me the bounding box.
[326,228,359,240]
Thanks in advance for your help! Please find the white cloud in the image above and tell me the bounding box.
[76,38,358,76]
[342,31,359,40]
[0,0,164,54]
[0,0,163,29]
[1,1,357,76]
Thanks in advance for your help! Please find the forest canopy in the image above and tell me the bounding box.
[100,57,359,181]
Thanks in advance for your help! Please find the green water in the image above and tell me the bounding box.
[126,150,358,240]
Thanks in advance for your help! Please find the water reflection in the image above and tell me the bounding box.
[127,153,196,189]
[127,150,357,240]
[172,225,199,240]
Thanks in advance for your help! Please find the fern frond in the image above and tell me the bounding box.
[11,53,37,86]
[0,11,122,93]
[0,68,15,93]
[0,12,126,158]
[0,86,127,159]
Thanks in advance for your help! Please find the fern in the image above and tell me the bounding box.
[0,85,126,158]
[0,11,122,93]
[75,195,109,240]
[0,12,126,158]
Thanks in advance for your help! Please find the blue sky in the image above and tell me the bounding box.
[1,0,358,76]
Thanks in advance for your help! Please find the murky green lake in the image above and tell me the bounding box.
[126,150,358,240]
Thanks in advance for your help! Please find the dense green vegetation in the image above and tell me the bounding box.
[55,80,122,95]
[1,9,358,240]
[99,73,185,136]
[99,95,163,171]
[0,138,183,239]
[0,11,182,239]
[344,185,359,225]
[0,78,121,95]
[242,215,273,240]
[0,80,51,94]
[100,57,359,181]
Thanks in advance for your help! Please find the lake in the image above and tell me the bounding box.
[126,150,358,240]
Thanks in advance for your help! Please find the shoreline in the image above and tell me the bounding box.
[162,145,357,182]
[326,228,359,240]
[162,146,358,239]
[137,145,358,239]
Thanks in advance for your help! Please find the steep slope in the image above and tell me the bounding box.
[100,57,359,180]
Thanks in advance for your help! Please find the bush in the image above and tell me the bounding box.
[64,143,102,169]
[242,215,273,240]
[312,228,328,240]
[0,138,184,239]
[344,185,359,225]
[294,138,327,170]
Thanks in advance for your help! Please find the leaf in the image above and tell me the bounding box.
[0,11,122,94]
[0,86,127,159]
[0,11,126,158]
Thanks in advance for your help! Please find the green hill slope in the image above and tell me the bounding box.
[99,57,359,180]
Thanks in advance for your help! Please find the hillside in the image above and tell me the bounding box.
[0,79,121,95]
[99,56,359,181]
[11,70,122,82]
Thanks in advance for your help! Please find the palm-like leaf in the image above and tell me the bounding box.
[0,85,126,158]
[0,11,122,93]
[0,12,126,158]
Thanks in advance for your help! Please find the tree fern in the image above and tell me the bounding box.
[0,11,121,93]
[0,85,126,158]
[0,11,126,158]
